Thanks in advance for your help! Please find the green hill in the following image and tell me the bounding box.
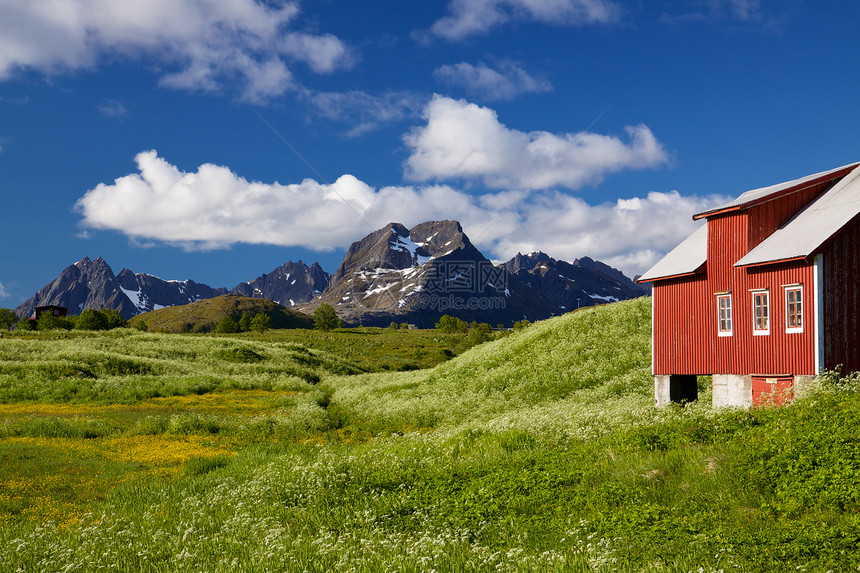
[327,295,654,435]
[128,294,314,332]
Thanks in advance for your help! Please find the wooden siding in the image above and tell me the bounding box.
[652,273,710,375]
[741,263,816,376]
[694,163,857,220]
[653,209,816,377]
[747,179,837,250]
[822,216,860,373]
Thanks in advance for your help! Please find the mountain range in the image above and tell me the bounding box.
[16,220,648,326]
[230,260,330,308]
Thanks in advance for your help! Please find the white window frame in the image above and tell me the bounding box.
[751,289,770,335]
[716,293,733,336]
[784,284,803,334]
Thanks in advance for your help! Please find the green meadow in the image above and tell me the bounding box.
[2,297,859,571]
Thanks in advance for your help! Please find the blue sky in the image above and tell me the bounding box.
[2,0,859,306]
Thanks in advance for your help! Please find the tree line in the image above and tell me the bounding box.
[0,308,128,331]
[212,312,272,334]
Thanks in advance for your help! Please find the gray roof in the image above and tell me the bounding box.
[694,161,860,219]
[638,224,707,282]
[735,164,860,267]
[642,162,860,282]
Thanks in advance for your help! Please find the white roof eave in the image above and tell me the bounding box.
[695,161,860,219]
[735,164,860,267]
[638,224,708,282]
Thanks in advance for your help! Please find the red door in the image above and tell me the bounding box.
[752,376,794,406]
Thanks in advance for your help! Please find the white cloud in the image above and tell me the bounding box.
[305,89,427,136]
[433,60,552,101]
[660,0,777,27]
[75,150,726,278]
[475,190,725,277]
[428,0,621,41]
[404,96,668,190]
[725,0,761,21]
[0,281,9,298]
[97,99,127,118]
[280,32,354,74]
[76,150,376,251]
[0,0,353,102]
[691,0,765,22]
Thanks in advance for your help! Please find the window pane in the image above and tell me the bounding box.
[787,290,795,327]
[753,292,769,331]
[717,295,732,334]
[787,288,802,330]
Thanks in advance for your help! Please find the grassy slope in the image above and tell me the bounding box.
[128,294,314,332]
[327,296,654,436]
[2,297,860,572]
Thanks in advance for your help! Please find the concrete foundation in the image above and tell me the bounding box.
[655,375,671,408]
[659,373,815,409]
[793,375,816,399]
[712,374,752,408]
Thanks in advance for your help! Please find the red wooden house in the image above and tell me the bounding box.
[639,162,860,407]
[33,305,68,319]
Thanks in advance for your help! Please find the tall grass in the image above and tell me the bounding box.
[327,298,655,438]
[0,330,361,404]
[2,298,859,571]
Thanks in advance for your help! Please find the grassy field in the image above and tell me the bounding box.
[2,297,860,571]
[245,326,471,372]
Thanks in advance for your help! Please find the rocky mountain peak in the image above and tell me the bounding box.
[328,222,429,286]
[230,260,331,308]
[17,258,227,319]
[571,256,642,292]
[505,251,552,274]
[503,251,648,311]
[408,220,482,260]
[306,220,556,327]
[16,256,134,319]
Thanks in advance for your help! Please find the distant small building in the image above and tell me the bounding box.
[639,162,860,408]
[33,305,68,320]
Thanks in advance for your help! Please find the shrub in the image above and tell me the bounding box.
[15,317,35,331]
[37,312,73,331]
[72,309,127,331]
[466,327,489,346]
[0,308,17,330]
[218,347,264,363]
[214,316,240,334]
[102,309,127,329]
[250,312,271,333]
[313,304,340,331]
[470,321,492,334]
[435,315,468,333]
[76,309,109,331]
